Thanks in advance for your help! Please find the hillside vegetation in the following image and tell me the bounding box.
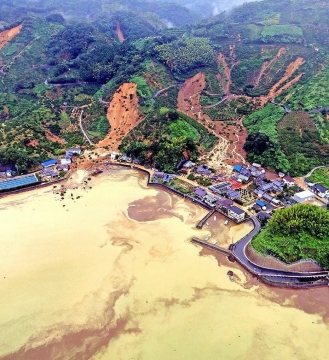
[1,0,329,172]
[252,204,329,269]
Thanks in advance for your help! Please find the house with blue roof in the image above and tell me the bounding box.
[41,159,57,168]
[233,165,242,172]
[256,200,266,208]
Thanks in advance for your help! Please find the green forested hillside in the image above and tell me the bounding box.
[1,0,329,173]
[252,204,329,269]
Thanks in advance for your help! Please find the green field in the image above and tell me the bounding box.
[261,25,303,38]
[308,168,329,188]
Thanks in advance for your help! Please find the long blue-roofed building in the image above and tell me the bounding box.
[0,174,39,191]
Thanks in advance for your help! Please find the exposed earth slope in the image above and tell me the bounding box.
[98,83,140,150]
[0,24,22,50]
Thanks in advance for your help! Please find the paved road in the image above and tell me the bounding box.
[302,165,329,179]
[232,216,328,278]
[78,110,94,145]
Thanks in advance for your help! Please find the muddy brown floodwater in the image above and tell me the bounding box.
[1,168,329,360]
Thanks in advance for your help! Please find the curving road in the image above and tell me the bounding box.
[301,165,329,179]
[78,110,94,145]
[232,216,328,279]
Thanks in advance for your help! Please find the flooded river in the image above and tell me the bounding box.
[0,168,328,359]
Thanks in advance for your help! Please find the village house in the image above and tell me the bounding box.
[66,147,81,157]
[262,193,273,203]
[227,189,241,200]
[41,159,57,168]
[183,161,195,169]
[204,194,218,207]
[196,165,212,176]
[294,190,315,203]
[215,198,246,222]
[257,211,271,224]
[153,171,165,179]
[256,199,267,209]
[60,157,71,166]
[110,152,119,160]
[216,198,234,211]
[282,175,295,187]
[310,184,329,198]
[43,168,59,179]
[227,205,246,222]
[271,179,284,192]
[121,155,132,162]
[209,181,231,195]
[253,188,264,197]
[194,187,207,199]
[252,204,262,212]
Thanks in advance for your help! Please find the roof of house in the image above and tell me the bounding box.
[260,183,273,191]
[229,205,245,215]
[238,174,249,181]
[262,193,273,200]
[195,188,207,197]
[254,189,264,196]
[257,211,271,220]
[227,190,241,199]
[272,180,283,187]
[313,184,328,193]
[256,200,266,207]
[283,175,295,182]
[183,161,195,168]
[294,190,314,199]
[233,165,242,172]
[240,169,251,177]
[41,159,57,167]
[66,147,81,153]
[217,198,233,207]
[252,204,262,211]
[204,194,217,202]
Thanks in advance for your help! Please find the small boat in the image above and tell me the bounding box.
[224,220,228,225]
[213,240,217,245]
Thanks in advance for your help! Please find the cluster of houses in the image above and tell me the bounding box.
[41,148,81,179]
[194,187,247,223]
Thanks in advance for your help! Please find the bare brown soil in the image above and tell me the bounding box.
[259,57,305,106]
[25,139,39,148]
[177,72,206,119]
[3,105,9,118]
[214,119,248,165]
[0,24,22,50]
[116,22,125,42]
[254,47,286,88]
[98,83,141,150]
[217,53,231,94]
[45,130,65,144]
[177,73,246,170]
